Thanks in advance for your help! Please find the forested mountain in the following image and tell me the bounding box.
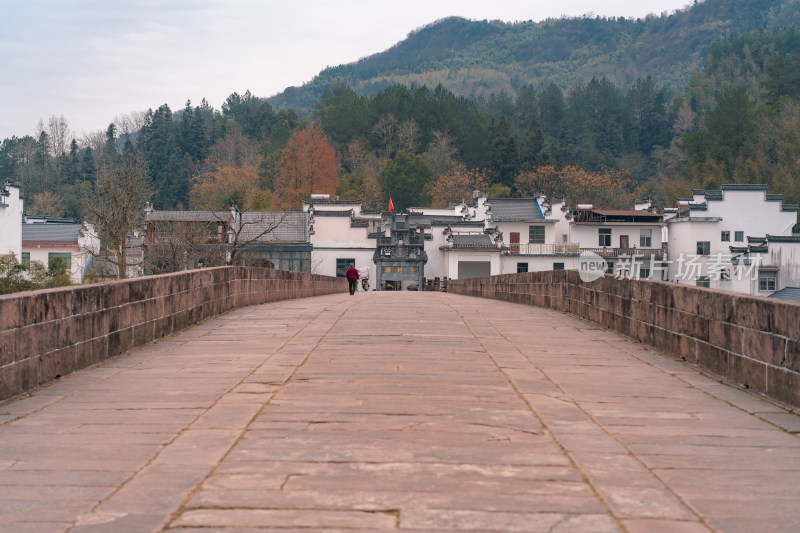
[268,0,800,111]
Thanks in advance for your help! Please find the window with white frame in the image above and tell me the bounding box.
[735,231,744,242]
[598,228,611,247]
[553,262,564,271]
[696,276,710,288]
[640,229,652,247]
[758,271,777,291]
[517,262,528,273]
[529,225,545,244]
[48,252,72,271]
[721,231,730,242]
[696,241,710,256]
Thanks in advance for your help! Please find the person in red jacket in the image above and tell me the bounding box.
[345,263,359,295]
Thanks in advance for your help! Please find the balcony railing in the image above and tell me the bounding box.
[506,243,580,255]
[581,246,666,259]
[504,243,666,259]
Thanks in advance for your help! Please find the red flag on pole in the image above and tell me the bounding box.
[388,195,394,213]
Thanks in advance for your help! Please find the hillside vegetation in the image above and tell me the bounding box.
[268,0,800,111]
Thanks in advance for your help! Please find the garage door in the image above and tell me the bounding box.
[457,261,491,279]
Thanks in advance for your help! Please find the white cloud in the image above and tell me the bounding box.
[0,0,691,140]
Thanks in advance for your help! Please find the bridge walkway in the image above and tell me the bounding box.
[1,291,798,532]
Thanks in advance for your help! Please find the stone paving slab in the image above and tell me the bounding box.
[1,292,799,532]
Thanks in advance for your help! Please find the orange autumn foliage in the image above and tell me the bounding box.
[431,165,490,207]
[274,125,338,208]
[190,164,271,211]
[514,165,643,208]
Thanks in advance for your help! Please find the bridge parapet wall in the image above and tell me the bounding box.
[0,267,346,402]
[448,271,800,407]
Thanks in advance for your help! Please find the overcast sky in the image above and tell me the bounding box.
[0,0,693,141]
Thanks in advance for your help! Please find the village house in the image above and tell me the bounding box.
[0,182,23,260]
[569,204,667,279]
[303,198,380,282]
[666,185,799,295]
[21,218,100,284]
[480,196,579,275]
[144,206,311,273]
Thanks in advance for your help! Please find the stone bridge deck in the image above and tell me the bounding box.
[1,292,799,533]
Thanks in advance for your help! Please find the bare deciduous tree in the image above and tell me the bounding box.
[396,119,419,153]
[423,130,459,177]
[227,209,291,266]
[372,114,398,158]
[84,150,150,279]
[114,111,148,140]
[144,217,228,274]
[28,190,65,217]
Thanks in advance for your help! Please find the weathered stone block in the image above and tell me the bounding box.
[679,313,709,342]
[0,329,15,366]
[653,327,680,356]
[770,301,800,340]
[633,321,654,345]
[672,285,700,315]
[734,297,772,332]
[75,340,93,369]
[15,323,58,362]
[92,309,112,339]
[708,321,743,354]
[73,285,101,315]
[132,322,154,348]
[650,282,674,309]
[698,290,736,323]
[741,329,786,366]
[104,282,130,308]
[0,359,36,400]
[679,335,698,364]
[0,297,20,331]
[39,347,77,383]
[696,341,729,376]
[786,340,800,373]
[767,366,800,406]
[728,354,767,392]
[108,327,133,357]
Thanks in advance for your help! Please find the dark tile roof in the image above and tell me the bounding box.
[22,223,83,245]
[766,194,784,202]
[146,210,226,222]
[592,209,662,218]
[312,210,353,217]
[692,189,723,200]
[721,184,768,191]
[768,287,800,303]
[449,234,496,249]
[409,215,466,226]
[485,198,543,222]
[767,235,800,243]
[302,199,362,206]
[238,211,308,242]
[781,204,799,212]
